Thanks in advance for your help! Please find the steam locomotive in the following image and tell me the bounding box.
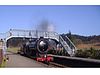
[18,37,59,62]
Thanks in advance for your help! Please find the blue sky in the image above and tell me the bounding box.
[0,5,100,36]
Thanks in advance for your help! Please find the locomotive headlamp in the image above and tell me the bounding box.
[39,41,46,47]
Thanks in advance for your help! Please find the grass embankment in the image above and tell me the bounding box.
[7,47,20,53]
[77,43,100,50]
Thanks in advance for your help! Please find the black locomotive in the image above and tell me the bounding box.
[18,37,58,62]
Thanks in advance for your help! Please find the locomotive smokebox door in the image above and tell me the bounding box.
[37,37,49,53]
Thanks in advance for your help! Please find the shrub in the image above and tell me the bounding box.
[75,48,100,59]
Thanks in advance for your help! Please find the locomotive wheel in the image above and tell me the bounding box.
[26,46,32,57]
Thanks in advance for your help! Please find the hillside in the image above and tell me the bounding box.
[65,33,100,49]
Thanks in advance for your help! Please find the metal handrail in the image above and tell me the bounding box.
[65,36,77,50]
[59,35,73,55]
[5,29,59,41]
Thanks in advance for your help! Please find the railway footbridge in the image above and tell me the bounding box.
[0,29,77,56]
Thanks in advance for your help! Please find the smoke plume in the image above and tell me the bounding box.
[36,20,55,32]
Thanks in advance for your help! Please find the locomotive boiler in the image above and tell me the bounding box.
[18,37,58,62]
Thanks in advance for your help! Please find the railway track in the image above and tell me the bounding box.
[28,56,66,68]
[48,62,66,68]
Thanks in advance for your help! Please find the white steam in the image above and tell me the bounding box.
[47,24,54,32]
